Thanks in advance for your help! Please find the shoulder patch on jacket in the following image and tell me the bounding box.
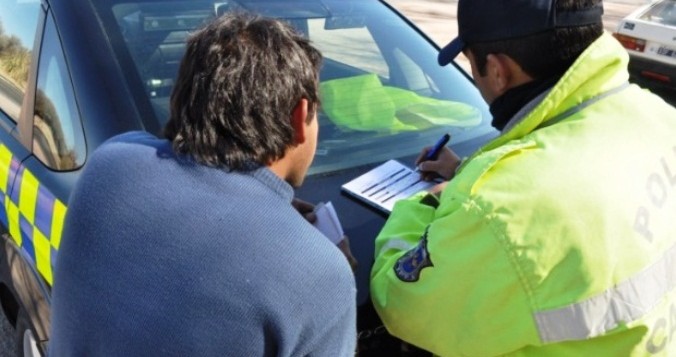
[394,228,433,282]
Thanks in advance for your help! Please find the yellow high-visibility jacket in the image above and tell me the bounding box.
[370,32,676,357]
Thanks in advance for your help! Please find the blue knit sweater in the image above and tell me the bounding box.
[49,131,357,356]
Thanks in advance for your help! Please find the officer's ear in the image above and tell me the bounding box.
[291,98,309,144]
[484,54,512,96]
[485,53,534,97]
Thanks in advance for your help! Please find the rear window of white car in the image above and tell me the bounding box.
[640,0,676,26]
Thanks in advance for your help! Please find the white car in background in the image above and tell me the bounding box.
[613,0,676,89]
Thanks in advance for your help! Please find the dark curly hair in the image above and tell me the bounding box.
[164,12,322,170]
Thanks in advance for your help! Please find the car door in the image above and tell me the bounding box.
[0,0,52,353]
[18,4,87,285]
[10,5,88,352]
[1,1,87,353]
[0,0,44,239]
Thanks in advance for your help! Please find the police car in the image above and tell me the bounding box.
[613,0,676,89]
[0,0,495,355]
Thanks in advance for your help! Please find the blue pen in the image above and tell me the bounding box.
[416,133,450,171]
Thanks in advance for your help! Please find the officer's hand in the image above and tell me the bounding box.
[292,197,316,223]
[415,146,461,181]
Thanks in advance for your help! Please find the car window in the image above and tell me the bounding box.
[640,0,676,26]
[309,19,389,79]
[32,13,86,170]
[0,0,42,122]
[104,0,493,175]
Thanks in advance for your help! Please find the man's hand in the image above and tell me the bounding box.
[428,181,448,198]
[292,197,317,223]
[415,146,461,181]
[293,198,358,271]
[337,236,358,272]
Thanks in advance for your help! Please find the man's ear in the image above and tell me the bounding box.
[291,98,309,144]
[485,53,512,96]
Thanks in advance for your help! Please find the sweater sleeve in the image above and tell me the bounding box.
[304,296,357,357]
[370,189,536,356]
[290,245,357,357]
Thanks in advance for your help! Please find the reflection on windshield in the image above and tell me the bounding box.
[321,74,480,132]
[109,0,492,174]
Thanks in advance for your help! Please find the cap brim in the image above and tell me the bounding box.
[438,37,465,66]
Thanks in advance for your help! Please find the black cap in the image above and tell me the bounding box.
[438,0,604,66]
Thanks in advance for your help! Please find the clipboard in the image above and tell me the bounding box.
[341,160,436,214]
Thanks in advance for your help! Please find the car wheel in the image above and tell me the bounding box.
[15,309,41,357]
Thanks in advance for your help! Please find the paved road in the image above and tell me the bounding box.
[0,1,652,356]
[1,310,16,356]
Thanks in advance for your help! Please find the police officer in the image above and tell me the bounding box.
[370,0,676,355]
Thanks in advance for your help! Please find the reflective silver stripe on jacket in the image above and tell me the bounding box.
[534,243,676,343]
[503,82,631,134]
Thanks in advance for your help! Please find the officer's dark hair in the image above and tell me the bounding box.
[164,12,322,170]
[467,0,603,78]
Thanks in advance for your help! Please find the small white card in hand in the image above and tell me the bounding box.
[312,201,345,245]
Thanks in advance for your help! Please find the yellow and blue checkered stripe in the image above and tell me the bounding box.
[0,144,67,286]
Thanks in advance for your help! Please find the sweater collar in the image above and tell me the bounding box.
[169,147,296,202]
[249,164,295,202]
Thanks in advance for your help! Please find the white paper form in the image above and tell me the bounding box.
[312,201,345,244]
[341,160,436,214]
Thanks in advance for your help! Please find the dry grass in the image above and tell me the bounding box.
[0,24,31,89]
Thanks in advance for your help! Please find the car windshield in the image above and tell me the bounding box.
[640,0,676,26]
[100,0,493,174]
